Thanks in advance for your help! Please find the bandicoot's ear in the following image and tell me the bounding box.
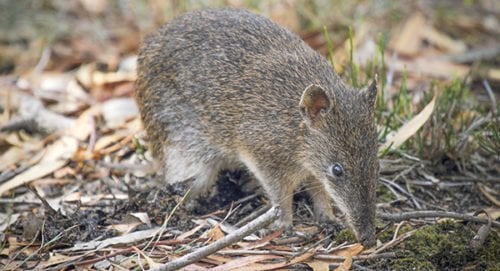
[299,84,331,123]
[362,74,378,109]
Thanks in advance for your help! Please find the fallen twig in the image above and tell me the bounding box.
[151,206,281,271]
[29,187,59,217]
[482,79,497,115]
[377,211,500,228]
[374,229,418,254]
[316,252,398,261]
[234,205,270,227]
[0,95,74,135]
[442,45,500,63]
[470,211,492,252]
[219,249,397,262]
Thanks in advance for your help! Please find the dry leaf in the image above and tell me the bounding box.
[206,218,259,241]
[119,256,150,269]
[40,253,81,269]
[109,213,151,234]
[108,223,142,234]
[0,146,27,171]
[306,260,330,271]
[63,192,84,202]
[238,228,284,249]
[263,0,300,32]
[235,251,315,271]
[206,254,234,264]
[1,95,75,135]
[76,62,136,92]
[389,12,426,56]
[93,132,128,151]
[178,223,207,241]
[380,94,437,152]
[421,25,467,54]
[66,227,164,251]
[387,56,470,79]
[181,264,210,271]
[130,212,152,228]
[333,244,363,271]
[206,225,225,242]
[488,68,500,81]
[335,243,364,257]
[66,193,128,205]
[0,213,20,233]
[48,79,91,114]
[478,207,500,220]
[18,72,73,100]
[101,97,139,128]
[119,55,137,72]
[0,136,78,195]
[133,246,162,269]
[65,106,98,140]
[478,184,500,207]
[53,167,76,179]
[211,255,281,271]
[79,0,109,15]
[334,256,353,271]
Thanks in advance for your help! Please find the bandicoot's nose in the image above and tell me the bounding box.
[360,232,376,247]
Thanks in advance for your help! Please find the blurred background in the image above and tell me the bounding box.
[1,0,498,77]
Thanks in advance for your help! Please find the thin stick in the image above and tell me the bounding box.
[374,229,417,254]
[443,45,500,63]
[482,79,497,115]
[377,211,500,228]
[218,249,397,261]
[470,211,492,252]
[317,252,398,261]
[151,206,281,271]
[234,205,270,227]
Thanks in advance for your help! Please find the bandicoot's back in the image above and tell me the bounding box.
[136,8,379,246]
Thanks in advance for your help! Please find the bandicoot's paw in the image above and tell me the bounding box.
[258,222,293,237]
[317,212,343,226]
[257,205,293,236]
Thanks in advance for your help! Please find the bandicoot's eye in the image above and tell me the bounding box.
[329,163,344,178]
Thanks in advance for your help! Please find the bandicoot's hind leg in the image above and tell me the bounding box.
[162,143,224,201]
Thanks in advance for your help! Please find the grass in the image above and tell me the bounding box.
[323,25,336,71]
[326,17,498,270]
[477,119,500,157]
[341,33,496,165]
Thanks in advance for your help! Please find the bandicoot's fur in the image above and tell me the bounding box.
[136,8,379,246]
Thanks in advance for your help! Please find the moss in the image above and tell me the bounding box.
[376,185,395,202]
[402,221,500,270]
[378,224,416,243]
[391,257,436,271]
[368,222,500,270]
[476,228,500,270]
[403,221,475,269]
[335,229,356,244]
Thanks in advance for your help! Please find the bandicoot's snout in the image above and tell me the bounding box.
[358,227,376,247]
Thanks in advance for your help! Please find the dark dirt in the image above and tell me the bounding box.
[13,207,114,248]
[9,169,350,249]
[5,158,498,270]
